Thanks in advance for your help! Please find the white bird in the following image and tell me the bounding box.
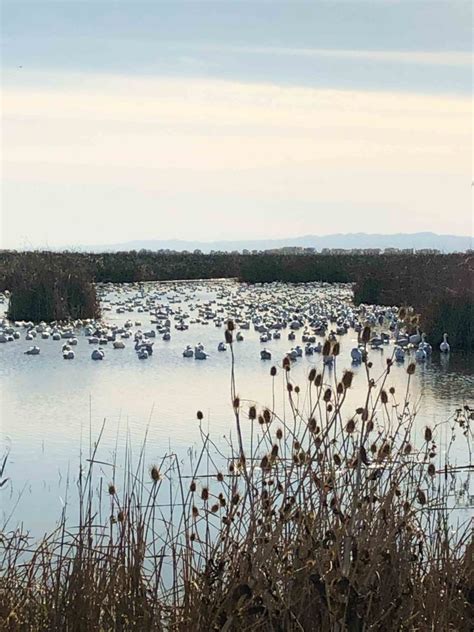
[440,333,450,353]
[415,347,427,362]
[394,346,405,362]
[183,345,194,358]
[217,341,227,351]
[63,349,75,360]
[24,345,40,355]
[113,340,125,349]
[91,348,105,360]
[260,348,272,360]
[351,347,362,364]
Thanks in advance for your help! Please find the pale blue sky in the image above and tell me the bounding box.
[2,1,472,248]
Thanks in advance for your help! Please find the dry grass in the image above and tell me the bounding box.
[0,325,472,631]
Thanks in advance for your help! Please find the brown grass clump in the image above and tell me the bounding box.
[0,349,472,631]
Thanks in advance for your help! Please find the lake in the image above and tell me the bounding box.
[1,279,472,535]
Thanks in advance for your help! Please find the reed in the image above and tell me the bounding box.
[0,329,472,631]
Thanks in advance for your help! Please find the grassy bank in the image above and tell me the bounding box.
[1,327,472,631]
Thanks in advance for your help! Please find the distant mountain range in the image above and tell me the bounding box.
[80,232,472,254]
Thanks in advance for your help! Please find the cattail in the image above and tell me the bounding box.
[332,342,340,357]
[190,480,197,492]
[196,410,203,420]
[217,472,224,482]
[276,428,283,440]
[362,326,371,343]
[270,365,277,376]
[225,329,233,344]
[424,427,432,442]
[308,368,316,381]
[322,340,331,356]
[381,390,388,404]
[108,483,116,496]
[150,465,160,482]
[407,363,416,375]
[248,405,256,420]
[342,371,354,389]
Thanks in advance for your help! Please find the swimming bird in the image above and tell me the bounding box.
[439,333,450,353]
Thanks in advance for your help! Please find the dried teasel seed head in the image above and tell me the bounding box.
[381,390,388,404]
[108,483,116,496]
[308,368,316,381]
[327,403,333,412]
[424,427,432,442]
[367,420,374,432]
[404,443,412,455]
[287,383,293,393]
[233,396,240,410]
[332,342,340,357]
[315,373,322,387]
[276,428,283,440]
[117,510,125,523]
[248,405,257,420]
[196,410,203,421]
[416,489,427,505]
[190,480,197,492]
[217,472,224,482]
[271,444,279,458]
[389,387,395,395]
[362,326,371,343]
[258,414,264,425]
[231,493,240,505]
[225,330,233,344]
[270,365,277,377]
[427,463,436,476]
[346,419,355,433]
[342,371,354,389]
[407,363,416,375]
[211,504,219,513]
[150,466,160,482]
[337,382,344,394]
[308,417,317,432]
[323,388,332,402]
[294,385,300,394]
[227,320,235,331]
[201,488,209,501]
[361,408,369,422]
[322,340,331,356]
[334,454,342,466]
[263,409,271,423]
[282,356,290,369]
[192,506,199,517]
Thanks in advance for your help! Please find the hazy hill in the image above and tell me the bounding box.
[81,232,472,253]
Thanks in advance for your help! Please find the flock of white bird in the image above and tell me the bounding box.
[0,281,450,366]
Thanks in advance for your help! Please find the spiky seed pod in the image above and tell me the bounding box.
[216,472,224,482]
[323,388,332,402]
[308,417,317,432]
[260,455,270,471]
[192,506,199,518]
[225,330,233,344]
[150,466,160,482]
[332,342,340,357]
[308,368,316,381]
[404,443,412,455]
[427,463,436,476]
[270,366,277,376]
[294,385,300,394]
[219,495,226,508]
[367,420,374,432]
[248,405,257,420]
[201,488,209,501]
[322,340,331,356]
[381,390,388,404]
[233,396,240,410]
[362,326,371,343]
[362,408,369,421]
[258,414,264,425]
[263,409,271,423]
[386,358,393,367]
[315,373,322,387]
[271,444,279,458]
[227,320,235,331]
[334,454,342,466]
[287,383,293,393]
[190,533,196,542]
[342,371,354,389]
[108,484,116,496]
[229,462,235,472]
[346,419,355,433]
[196,410,203,420]
[407,363,416,375]
[294,440,301,450]
[276,428,283,440]
[370,443,377,454]
[389,387,395,395]
[424,427,432,442]
[282,356,290,369]
[190,480,197,492]
[416,489,427,505]
[232,493,240,505]
[356,407,364,415]
[337,382,344,395]
[367,361,373,369]
[117,510,125,523]
[211,504,219,513]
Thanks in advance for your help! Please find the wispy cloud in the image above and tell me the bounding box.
[191,44,472,68]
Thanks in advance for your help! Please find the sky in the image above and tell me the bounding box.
[1,0,472,249]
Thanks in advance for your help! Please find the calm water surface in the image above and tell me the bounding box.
[1,280,472,534]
